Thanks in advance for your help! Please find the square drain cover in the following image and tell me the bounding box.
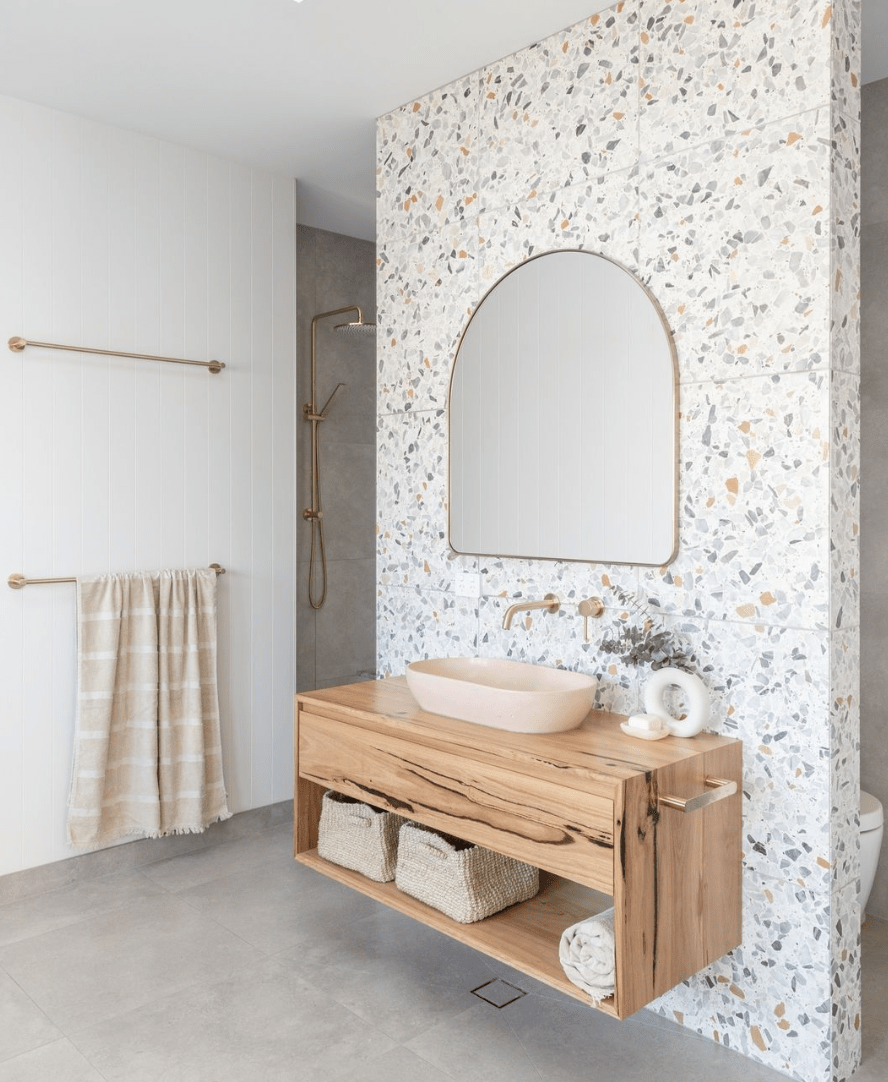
[470,978,527,1008]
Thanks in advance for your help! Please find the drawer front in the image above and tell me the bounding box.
[299,712,614,893]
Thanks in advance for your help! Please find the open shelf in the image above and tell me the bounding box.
[295,848,617,1017]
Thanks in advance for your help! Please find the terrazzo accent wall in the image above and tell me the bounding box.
[376,3,860,1080]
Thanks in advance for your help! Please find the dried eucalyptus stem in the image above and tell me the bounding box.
[599,585,697,673]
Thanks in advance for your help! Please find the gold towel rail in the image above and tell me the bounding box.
[8,564,226,590]
[8,336,225,374]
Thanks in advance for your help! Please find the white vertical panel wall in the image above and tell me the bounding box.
[0,95,297,876]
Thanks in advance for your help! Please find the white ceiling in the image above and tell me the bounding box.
[0,0,884,243]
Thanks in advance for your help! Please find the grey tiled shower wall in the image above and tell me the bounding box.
[861,76,888,918]
[296,225,376,692]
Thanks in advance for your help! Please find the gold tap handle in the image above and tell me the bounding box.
[577,597,605,642]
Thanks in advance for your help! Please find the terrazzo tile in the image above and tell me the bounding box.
[477,167,640,286]
[640,111,832,382]
[639,2,831,164]
[831,878,863,1079]
[479,558,639,611]
[831,110,862,375]
[639,371,830,628]
[374,0,860,1076]
[478,5,639,215]
[651,874,833,1082]
[376,73,479,249]
[376,409,480,592]
[377,228,478,415]
[831,625,861,891]
[376,585,478,678]
[830,0,862,125]
[830,372,860,634]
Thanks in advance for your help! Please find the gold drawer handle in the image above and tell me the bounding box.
[659,776,737,814]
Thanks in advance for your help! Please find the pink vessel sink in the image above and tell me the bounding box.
[405,657,596,734]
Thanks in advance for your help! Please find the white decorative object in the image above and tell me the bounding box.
[620,713,671,741]
[643,668,710,738]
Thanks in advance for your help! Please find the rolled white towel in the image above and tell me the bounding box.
[559,908,616,1003]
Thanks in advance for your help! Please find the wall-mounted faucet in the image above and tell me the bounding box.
[500,593,605,639]
[502,593,560,630]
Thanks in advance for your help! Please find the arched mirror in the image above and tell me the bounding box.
[449,250,677,566]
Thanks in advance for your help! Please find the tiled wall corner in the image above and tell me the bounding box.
[376,2,861,1078]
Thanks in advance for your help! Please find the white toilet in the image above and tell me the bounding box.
[860,790,884,918]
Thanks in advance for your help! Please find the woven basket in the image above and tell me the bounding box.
[317,790,407,882]
[395,823,539,923]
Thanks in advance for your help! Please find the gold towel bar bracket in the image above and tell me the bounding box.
[658,776,737,814]
[8,336,224,374]
[8,565,226,590]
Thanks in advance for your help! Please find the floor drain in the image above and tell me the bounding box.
[470,978,528,1008]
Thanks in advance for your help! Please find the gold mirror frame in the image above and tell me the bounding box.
[447,249,679,568]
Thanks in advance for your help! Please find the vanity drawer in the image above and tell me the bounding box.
[298,711,615,893]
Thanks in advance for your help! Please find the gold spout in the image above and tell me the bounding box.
[502,593,560,630]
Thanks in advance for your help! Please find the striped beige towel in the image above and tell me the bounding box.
[67,569,230,849]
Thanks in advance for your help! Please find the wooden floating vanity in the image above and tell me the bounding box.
[294,677,742,1019]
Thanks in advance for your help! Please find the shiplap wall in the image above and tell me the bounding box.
[0,95,297,876]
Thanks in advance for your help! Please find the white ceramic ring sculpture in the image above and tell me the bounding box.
[643,667,710,738]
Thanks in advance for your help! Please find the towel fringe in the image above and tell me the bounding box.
[67,808,234,851]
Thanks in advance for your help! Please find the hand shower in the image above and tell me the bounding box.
[304,305,376,610]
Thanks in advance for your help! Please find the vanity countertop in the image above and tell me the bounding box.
[297,674,736,791]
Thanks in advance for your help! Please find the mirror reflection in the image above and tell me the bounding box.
[449,251,677,566]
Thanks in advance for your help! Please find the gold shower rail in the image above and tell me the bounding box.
[7,564,226,590]
[8,336,225,374]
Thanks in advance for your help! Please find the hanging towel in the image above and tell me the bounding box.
[558,908,616,1003]
[67,569,230,849]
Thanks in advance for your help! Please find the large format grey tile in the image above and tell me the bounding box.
[0,1039,105,1082]
[0,870,165,947]
[862,78,888,228]
[331,1045,453,1082]
[859,916,888,1074]
[139,823,292,893]
[0,801,291,908]
[405,999,542,1082]
[500,992,789,1082]
[322,442,377,562]
[282,905,504,1043]
[314,557,377,682]
[178,858,380,954]
[70,955,397,1082]
[0,894,263,1033]
[0,971,61,1062]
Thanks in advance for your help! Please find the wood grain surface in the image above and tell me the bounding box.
[294,679,743,1020]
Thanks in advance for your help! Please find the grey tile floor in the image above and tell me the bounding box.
[0,821,884,1082]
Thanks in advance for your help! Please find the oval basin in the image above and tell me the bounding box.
[405,657,596,734]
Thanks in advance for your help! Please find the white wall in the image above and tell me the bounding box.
[0,95,297,876]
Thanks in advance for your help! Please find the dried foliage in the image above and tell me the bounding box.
[599,586,697,673]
